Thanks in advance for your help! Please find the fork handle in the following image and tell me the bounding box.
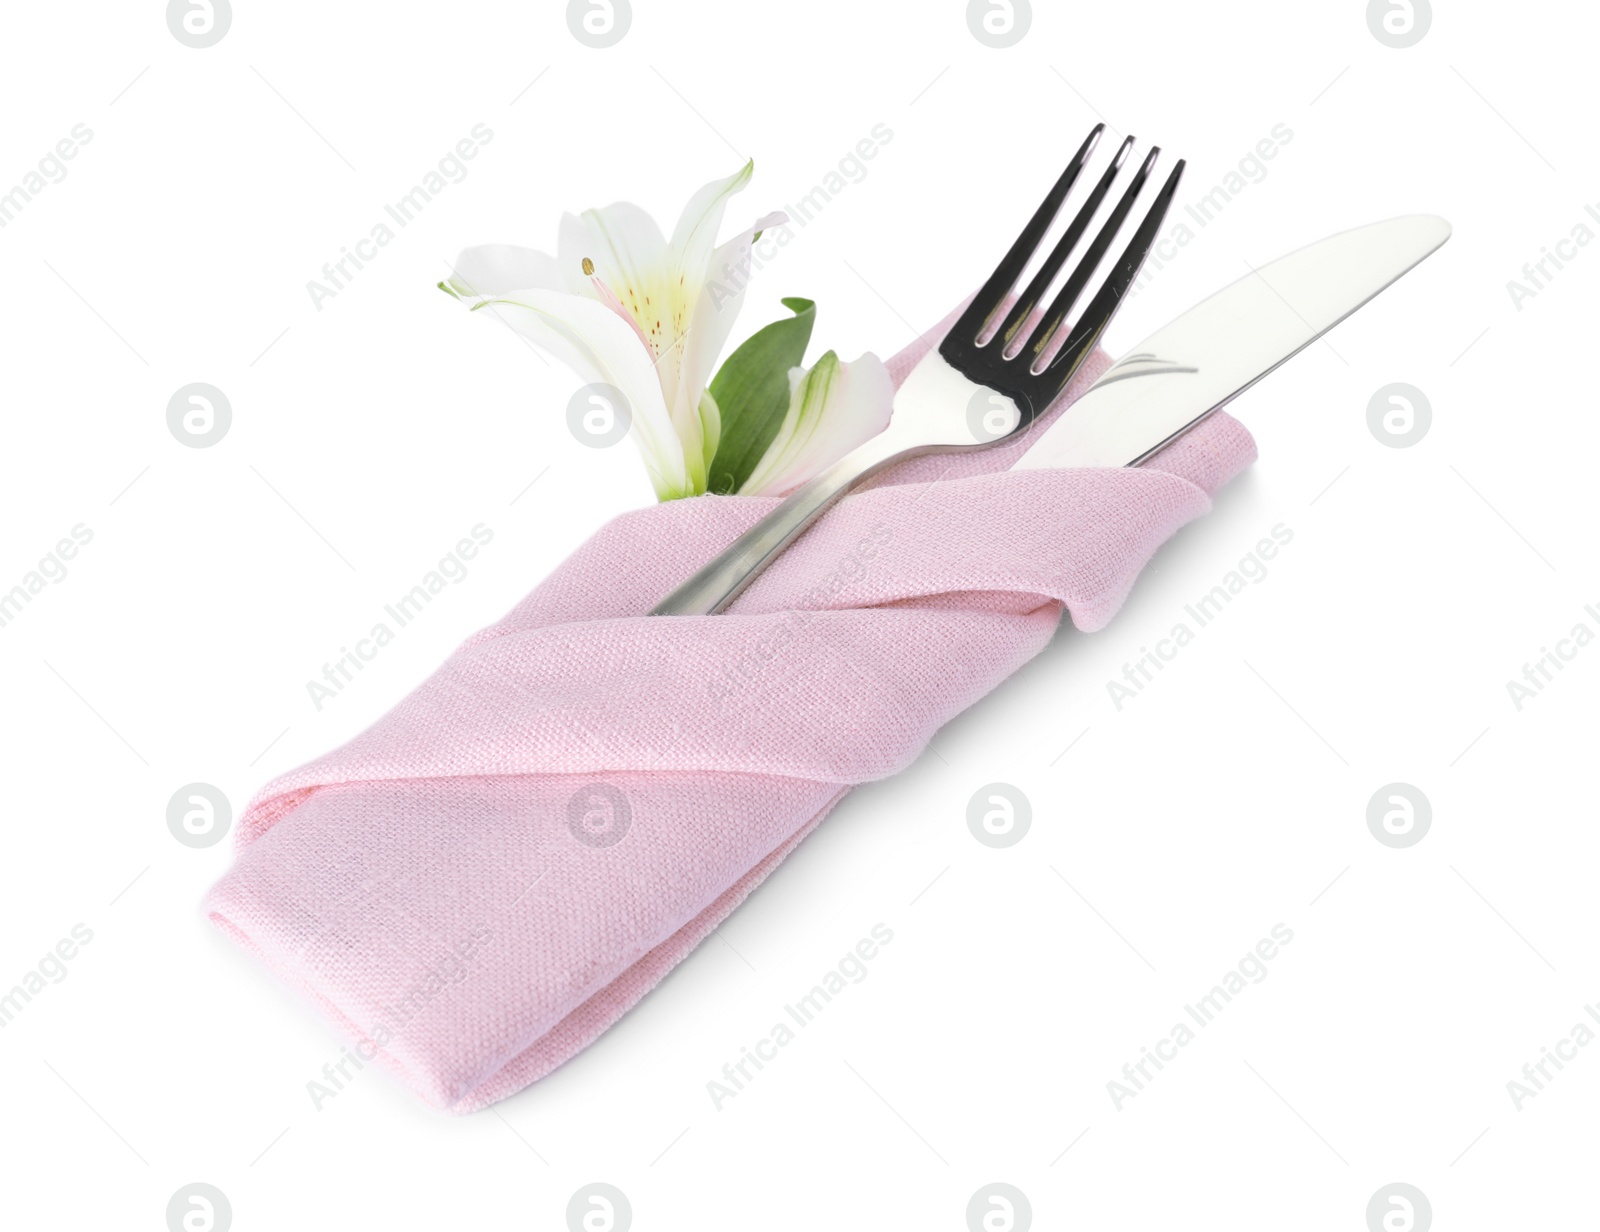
[649,454,873,616]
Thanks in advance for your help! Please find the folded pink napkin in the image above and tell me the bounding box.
[206,311,1256,1112]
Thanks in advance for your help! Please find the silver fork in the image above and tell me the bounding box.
[651,124,1185,616]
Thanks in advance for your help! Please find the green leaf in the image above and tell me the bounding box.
[705,297,815,495]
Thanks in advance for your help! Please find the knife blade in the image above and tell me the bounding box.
[1011,214,1451,471]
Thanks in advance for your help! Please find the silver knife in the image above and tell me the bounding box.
[1011,214,1451,471]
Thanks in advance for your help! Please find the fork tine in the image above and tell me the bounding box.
[947,123,1104,346]
[1036,157,1187,393]
[1020,145,1162,366]
[993,135,1135,355]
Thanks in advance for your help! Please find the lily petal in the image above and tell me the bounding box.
[473,289,693,500]
[669,161,754,288]
[559,201,698,467]
[682,210,788,410]
[443,165,787,502]
[738,351,895,497]
[557,204,671,321]
[671,209,790,492]
[443,245,564,299]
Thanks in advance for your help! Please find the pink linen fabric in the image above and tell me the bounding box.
[205,308,1257,1112]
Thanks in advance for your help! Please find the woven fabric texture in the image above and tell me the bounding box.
[205,308,1257,1111]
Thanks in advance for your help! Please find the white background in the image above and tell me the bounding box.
[1,1,1595,1228]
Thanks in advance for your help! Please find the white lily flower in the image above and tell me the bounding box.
[444,162,783,500]
[738,351,894,496]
